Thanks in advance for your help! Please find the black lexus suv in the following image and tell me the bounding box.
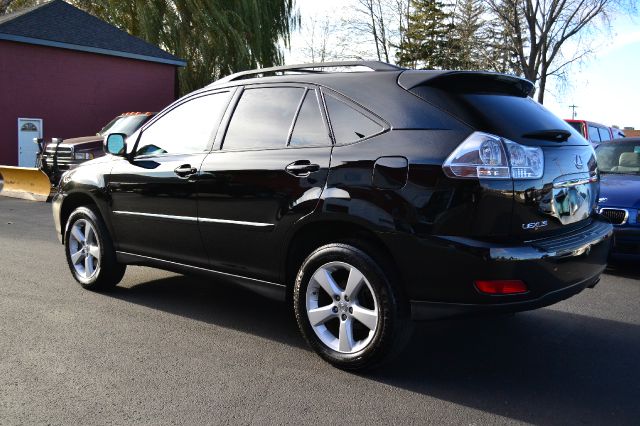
[52,61,612,370]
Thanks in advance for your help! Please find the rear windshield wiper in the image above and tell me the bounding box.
[522,129,571,142]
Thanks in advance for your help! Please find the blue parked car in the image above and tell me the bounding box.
[595,138,640,257]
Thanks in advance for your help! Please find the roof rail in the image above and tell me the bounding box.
[212,61,403,85]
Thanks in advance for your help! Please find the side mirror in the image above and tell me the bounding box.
[105,133,127,156]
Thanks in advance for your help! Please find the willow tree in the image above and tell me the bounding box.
[73,0,299,95]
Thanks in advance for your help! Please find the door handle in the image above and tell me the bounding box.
[285,161,320,176]
[174,164,197,178]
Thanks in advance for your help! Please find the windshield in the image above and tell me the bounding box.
[595,143,640,174]
[99,115,152,136]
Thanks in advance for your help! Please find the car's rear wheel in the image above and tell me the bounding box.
[293,243,411,370]
[64,206,125,291]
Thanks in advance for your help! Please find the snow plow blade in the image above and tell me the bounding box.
[0,166,52,202]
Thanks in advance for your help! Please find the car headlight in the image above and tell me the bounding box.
[74,152,94,160]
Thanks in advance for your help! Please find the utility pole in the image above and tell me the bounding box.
[569,105,578,119]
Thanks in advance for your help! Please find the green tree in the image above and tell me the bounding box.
[75,0,299,95]
[1,0,45,14]
[450,0,486,70]
[396,0,455,69]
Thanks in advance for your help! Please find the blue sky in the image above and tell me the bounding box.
[286,2,639,129]
[545,14,640,129]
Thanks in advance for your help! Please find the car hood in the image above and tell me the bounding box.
[599,173,640,208]
[56,135,103,147]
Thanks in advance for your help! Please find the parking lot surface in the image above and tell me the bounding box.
[1,196,639,425]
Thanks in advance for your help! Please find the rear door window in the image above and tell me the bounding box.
[588,125,601,143]
[598,127,611,141]
[289,90,331,147]
[324,95,383,144]
[223,87,305,150]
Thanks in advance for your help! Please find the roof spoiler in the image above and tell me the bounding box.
[398,70,535,98]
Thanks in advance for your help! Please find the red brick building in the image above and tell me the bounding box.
[0,0,185,166]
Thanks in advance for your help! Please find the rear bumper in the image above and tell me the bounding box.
[411,274,600,320]
[400,219,613,320]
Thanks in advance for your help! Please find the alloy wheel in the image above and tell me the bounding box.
[68,219,101,279]
[305,261,379,354]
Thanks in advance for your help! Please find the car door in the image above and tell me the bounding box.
[198,85,333,282]
[107,89,234,267]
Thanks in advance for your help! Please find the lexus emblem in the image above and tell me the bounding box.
[575,155,583,169]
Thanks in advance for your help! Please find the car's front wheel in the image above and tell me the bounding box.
[293,243,411,370]
[64,206,125,291]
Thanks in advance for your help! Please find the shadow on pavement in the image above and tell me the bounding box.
[109,273,640,425]
[110,274,306,349]
[371,311,640,425]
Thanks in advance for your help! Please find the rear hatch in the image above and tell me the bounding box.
[400,71,599,240]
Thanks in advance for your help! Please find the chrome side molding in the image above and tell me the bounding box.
[113,210,274,228]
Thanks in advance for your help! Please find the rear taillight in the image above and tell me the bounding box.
[475,280,528,295]
[443,132,544,180]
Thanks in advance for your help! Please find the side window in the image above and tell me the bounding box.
[223,87,305,150]
[588,125,601,143]
[136,91,231,156]
[289,90,331,147]
[598,127,611,141]
[324,94,383,144]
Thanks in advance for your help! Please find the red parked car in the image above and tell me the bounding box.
[565,119,614,144]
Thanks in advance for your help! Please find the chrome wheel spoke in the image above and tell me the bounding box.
[344,267,364,299]
[312,267,341,298]
[351,304,378,331]
[308,304,337,326]
[84,223,93,244]
[338,318,355,352]
[84,255,93,277]
[88,245,100,260]
[70,250,84,265]
[71,225,85,244]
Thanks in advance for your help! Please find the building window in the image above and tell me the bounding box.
[21,123,38,132]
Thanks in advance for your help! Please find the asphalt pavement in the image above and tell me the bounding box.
[1,196,639,425]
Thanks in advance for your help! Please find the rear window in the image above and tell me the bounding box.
[566,121,584,135]
[409,86,585,145]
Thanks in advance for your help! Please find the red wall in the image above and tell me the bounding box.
[0,40,177,165]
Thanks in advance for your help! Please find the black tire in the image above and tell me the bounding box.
[293,242,412,371]
[64,206,126,291]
